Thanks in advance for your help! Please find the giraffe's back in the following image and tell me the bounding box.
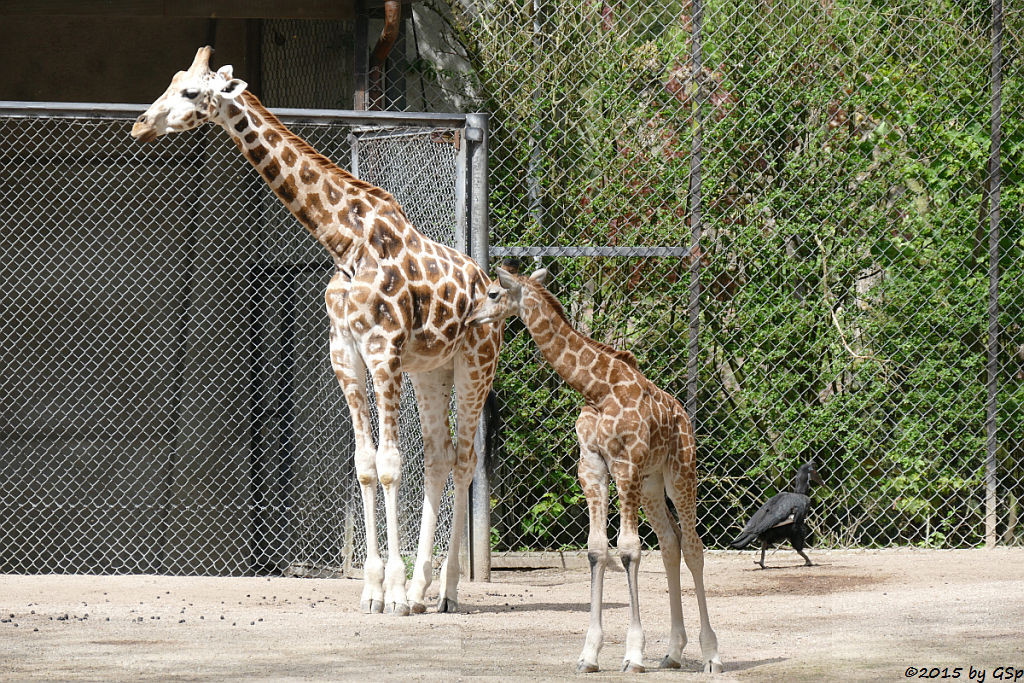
[327,222,495,374]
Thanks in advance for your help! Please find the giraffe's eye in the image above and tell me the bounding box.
[488,290,499,300]
[182,88,200,100]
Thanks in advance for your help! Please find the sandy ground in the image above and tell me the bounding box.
[1,548,1022,682]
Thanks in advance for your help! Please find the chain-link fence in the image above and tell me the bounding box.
[419,0,1024,552]
[1,2,1021,579]
[0,103,481,574]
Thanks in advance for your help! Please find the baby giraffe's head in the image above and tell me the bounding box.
[131,46,247,143]
[470,267,548,326]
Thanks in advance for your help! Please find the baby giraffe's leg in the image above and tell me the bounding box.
[576,412,609,673]
[667,477,723,673]
[613,463,646,673]
[640,475,686,669]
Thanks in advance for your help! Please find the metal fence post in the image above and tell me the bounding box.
[467,112,491,581]
[985,0,1003,549]
[686,0,705,428]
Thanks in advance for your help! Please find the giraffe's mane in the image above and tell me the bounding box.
[240,91,408,214]
[529,280,640,369]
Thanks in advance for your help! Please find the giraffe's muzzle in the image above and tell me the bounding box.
[131,115,158,143]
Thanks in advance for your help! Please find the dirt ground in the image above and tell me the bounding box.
[1,548,1022,682]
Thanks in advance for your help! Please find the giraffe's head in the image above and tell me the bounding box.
[131,46,247,143]
[469,267,549,326]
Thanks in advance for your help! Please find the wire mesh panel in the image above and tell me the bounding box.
[261,18,355,111]
[0,105,470,575]
[427,0,1024,551]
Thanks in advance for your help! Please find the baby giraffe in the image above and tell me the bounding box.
[469,267,722,674]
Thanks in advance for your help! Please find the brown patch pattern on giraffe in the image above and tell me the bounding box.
[263,129,282,147]
[277,175,299,204]
[132,56,503,620]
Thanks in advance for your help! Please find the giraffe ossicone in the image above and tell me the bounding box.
[133,46,502,616]
[470,267,723,674]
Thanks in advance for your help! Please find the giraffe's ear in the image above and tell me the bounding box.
[216,66,247,99]
[529,268,548,285]
[495,267,519,292]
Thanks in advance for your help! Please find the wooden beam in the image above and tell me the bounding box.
[0,1,410,19]
[353,4,369,110]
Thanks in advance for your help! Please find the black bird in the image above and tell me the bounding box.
[730,461,823,569]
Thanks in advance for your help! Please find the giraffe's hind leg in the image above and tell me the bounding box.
[666,476,723,673]
[639,475,686,670]
[406,366,456,614]
[436,336,499,613]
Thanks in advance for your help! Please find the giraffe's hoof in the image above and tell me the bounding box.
[622,661,645,673]
[384,601,410,617]
[703,658,724,674]
[576,660,599,674]
[360,599,384,614]
[659,656,681,670]
[436,597,458,613]
[410,601,427,614]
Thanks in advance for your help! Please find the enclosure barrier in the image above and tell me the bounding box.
[439,0,1023,554]
[1,0,1022,579]
[0,101,491,576]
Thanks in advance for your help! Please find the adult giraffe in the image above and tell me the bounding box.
[132,47,501,616]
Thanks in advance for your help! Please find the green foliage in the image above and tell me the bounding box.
[439,0,1024,549]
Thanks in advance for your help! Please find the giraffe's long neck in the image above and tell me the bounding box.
[519,285,624,405]
[216,91,402,265]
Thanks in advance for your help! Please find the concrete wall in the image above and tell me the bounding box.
[0,16,357,574]
[0,11,460,576]
[0,16,252,104]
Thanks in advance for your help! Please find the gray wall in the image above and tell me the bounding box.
[0,17,252,104]
[0,17,360,574]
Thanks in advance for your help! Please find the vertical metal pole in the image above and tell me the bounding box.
[466,112,491,580]
[985,0,1003,548]
[455,126,470,255]
[686,0,705,426]
[348,133,360,179]
[528,0,544,266]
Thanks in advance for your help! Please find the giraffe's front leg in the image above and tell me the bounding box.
[329,325,384,613]
[576,424,610,673]
[370,358,410,616]
[612,456,646,673]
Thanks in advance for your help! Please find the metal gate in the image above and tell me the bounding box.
[0,101,489,576]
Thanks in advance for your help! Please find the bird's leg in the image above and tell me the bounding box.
[796,548,813,566]
[757,541,768,570]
